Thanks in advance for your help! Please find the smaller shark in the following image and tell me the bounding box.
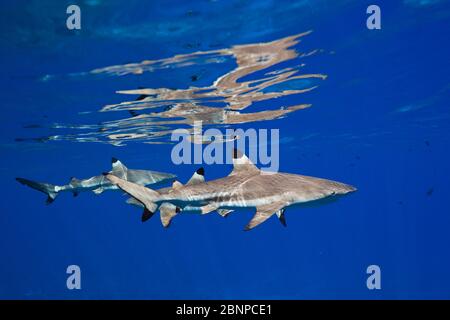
[16,158,176,204]
[106,149,356,230]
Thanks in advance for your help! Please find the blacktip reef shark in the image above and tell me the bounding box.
[16,158,176,204]
[105,149,356,230]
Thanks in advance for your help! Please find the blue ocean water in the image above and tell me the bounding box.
[1,0,450,299]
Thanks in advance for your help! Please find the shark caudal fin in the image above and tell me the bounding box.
[105,173,160,221]
[16,177,60,205]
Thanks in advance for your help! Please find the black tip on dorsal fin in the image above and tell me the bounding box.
[196,167,205,176]
[279,213,287,227]
[111,157,119,164]
[141,208,155,222]
[233,148,243,159]
[176,207,181,213]
[102,172,109,176]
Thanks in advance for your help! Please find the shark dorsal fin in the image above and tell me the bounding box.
[172,180,183,189]
[69,177,80,184]
[111,158,127,178]
[186,168,205,185]
[229,149,259,176]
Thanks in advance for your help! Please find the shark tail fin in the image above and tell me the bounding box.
[16,177,59,205]
[105,173,160,218]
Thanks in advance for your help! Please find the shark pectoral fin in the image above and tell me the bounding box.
[92,187,104,195]
[126,197,144,208]
[159,202,180,228]
[217,209,233,217]
[186,168,205,185]
[276,209,287,227]
[245,202,288,231]
[200,203,219,215]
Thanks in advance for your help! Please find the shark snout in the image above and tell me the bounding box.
[340,183,357,194]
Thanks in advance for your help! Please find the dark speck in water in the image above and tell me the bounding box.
[426,188,434,196]
[129,110,139,117]
[15,137,47,143]
[183,42,201,49]
[23,124,42,129]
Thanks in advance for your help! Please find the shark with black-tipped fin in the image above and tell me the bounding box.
[105,149,356,230]
[16,158,176,204]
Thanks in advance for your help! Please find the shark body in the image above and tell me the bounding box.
[16,158,176,204]
[106,150,356,230]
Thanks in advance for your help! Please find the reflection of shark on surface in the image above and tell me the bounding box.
[16,159,176,204]
[106,149,356,230]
